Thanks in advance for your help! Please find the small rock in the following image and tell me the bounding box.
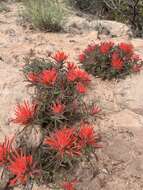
[16,125,43,149]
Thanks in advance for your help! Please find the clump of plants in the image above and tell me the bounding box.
[22,0,66,31]
[0,51,102,189]
[23,51,93,128]
[79,41,143,80]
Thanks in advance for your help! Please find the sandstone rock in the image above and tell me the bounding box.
[115,71,143,115]
[91,20,132,38]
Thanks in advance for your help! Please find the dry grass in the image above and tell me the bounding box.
[22,0,67,31]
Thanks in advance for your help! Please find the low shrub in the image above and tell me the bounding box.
[0,52,102,188]
[22,51,94,129]
[0,122,101,187]
[79,42,143,80]
[22,0,66,31]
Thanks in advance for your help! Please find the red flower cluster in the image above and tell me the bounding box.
[44,128,81,157]
[21,51,92,130]
[78,123,100,148]
[51,102,65,114]
[119,42,133,55]
[27,69,57,85]
[39,68,57,85]
[53,51,68,62]
[44,124,100,157]
[27,72,38,83]
[99,42,114,54]
[26,53,91,96]
[76,82,86,94]
[12,100,37,125]
[0,136,38,187]
[8,149,36,186]
[84,44,96,53]
[90,105,101,115]
[111,52,123,70]
[79,41,143,79]
[79,53,86,62]
[62,179,77,190]
[0,138,13,166]
[67,67,91,83]
[67,64,91,93]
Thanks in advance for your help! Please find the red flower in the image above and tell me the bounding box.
[67,62,77,70]
[12,100,37,125]
[79,53,86,62]
[76,82,87,94]
[91,105,101,115]
[84,44,96,53]
[39,68,57,85]
[132,64,142,72]
[99,42,114,54]
[51,102,65,114]
[78,123,99,147]
[0,138,13,166]
[112,58,123,70]
[62,179,77,190]
[76,69,91,83]
[53,51,68,62]
[67,68,91,83]
[44,128,81,157]
[27,72,38,83]
[8,149,36,186]
[119,42,133,55]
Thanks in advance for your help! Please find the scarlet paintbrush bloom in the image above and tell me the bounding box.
[51,102,65,114]
[0,138,13,166]
[78,123,98,147]
[8,149,36,186]
[112,58,123,71]
[44,128,80,157]
[63,179,77,190]
[79,53,86,62]
[67,68,91,83]
[27,72,38,83]
[99,42,114,54]
[39,68,57,85]
[67,62,77,70]
[67,68,77,81]
[119,42,133,55]
[84,44,96,53]
[76,69,91,83]
[53,51,68,62]
[91,105,101,115]
[12,100,37,125]
[76,82,87,94]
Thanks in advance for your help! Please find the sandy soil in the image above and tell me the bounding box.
[0,2,143,190]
